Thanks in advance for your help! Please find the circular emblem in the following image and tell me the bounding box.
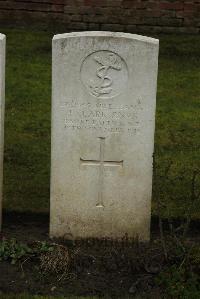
[81,50,128,99]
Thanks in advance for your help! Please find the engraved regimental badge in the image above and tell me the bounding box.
[81,50,128,99]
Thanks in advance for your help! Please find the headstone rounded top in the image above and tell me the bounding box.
[53,31,159,45]
[0,34,5,41]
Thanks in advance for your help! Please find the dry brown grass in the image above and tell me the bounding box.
[40,244,70,277]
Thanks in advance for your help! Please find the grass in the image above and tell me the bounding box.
[0,28,199,217]
[0,294,137,299]
[0,294,134,299]
[0,291,149,299]
[3,29,51,212]
[0,295,102,299]
[154,34,200,217]
[1,296,137,299]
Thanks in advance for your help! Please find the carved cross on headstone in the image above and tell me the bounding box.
[80,137,123,208]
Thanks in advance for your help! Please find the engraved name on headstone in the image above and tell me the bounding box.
[50,32,159,241]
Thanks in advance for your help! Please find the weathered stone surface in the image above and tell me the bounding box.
[50,32,159,241]
[0,34,5,231]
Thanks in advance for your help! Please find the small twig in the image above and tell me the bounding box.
[20,256,32,274]
[179,244,194,270]
[57,269,68,282]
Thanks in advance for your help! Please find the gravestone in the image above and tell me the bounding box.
[0,34,5,231]
[50,32,159,241]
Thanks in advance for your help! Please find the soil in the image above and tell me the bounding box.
[0,212,200,298]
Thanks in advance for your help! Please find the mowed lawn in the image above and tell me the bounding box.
[0,295,103,299]
[0,29,199,218]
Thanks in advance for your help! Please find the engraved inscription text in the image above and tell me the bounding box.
[61,100,142,134]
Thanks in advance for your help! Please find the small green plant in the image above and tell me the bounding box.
[0,238,33,264]
[0,238,55,265]
[35,241,55,253]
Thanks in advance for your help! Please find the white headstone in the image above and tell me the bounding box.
[0,34,5,231]
[50,32,159,241]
